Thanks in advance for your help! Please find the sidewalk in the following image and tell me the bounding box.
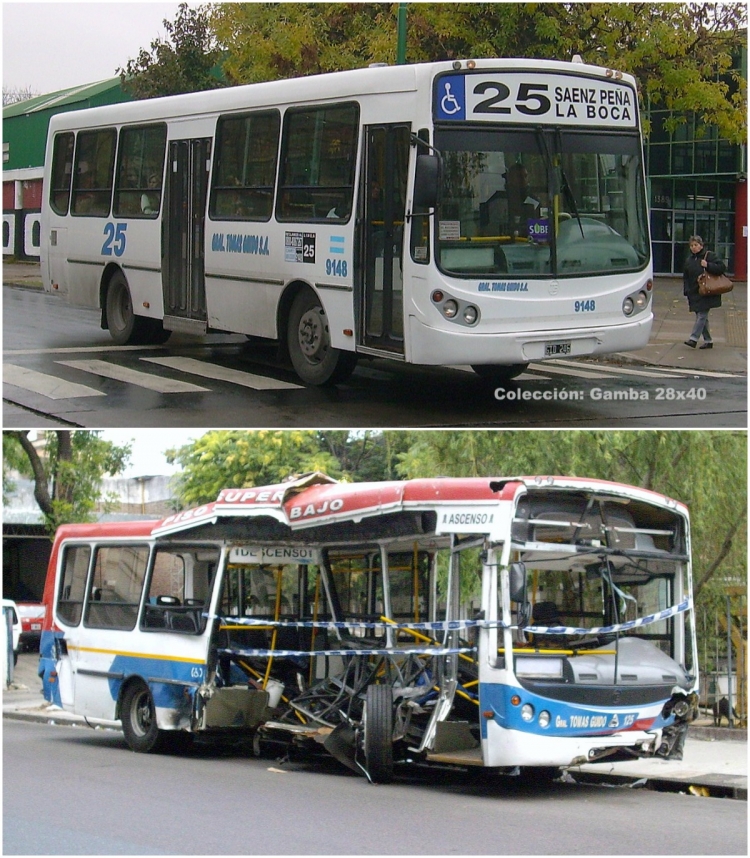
[3,261,746,375]
[3,655,746,797]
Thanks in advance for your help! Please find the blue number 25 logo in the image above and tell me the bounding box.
[102,222,127,257]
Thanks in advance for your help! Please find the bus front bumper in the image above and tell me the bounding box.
[406,313,653,366]
[482,719,666,769]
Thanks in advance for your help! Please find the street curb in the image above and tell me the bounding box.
[4,706,746,797]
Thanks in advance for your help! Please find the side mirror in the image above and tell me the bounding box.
[508,562,527,603]
[413,154,440,209]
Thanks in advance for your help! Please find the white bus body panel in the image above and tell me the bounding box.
[482,719,660,768]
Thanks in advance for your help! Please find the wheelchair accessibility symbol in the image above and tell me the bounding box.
[436,75,466,120]
[441,83,461,115]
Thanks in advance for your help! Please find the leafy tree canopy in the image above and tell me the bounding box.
[3,431,131,533]
[212,2,746,142]
[394,429,747,599]
[119,2,225,99]
[165,430,342,507]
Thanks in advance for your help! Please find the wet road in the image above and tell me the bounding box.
[4,285,746,428]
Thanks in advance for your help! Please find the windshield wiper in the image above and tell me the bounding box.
[555,128,585,240]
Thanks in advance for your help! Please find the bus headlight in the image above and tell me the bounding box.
[443,299,458,318]
[521,704,535,722]
[538,710,551,728]
[623,286,651,318]
[463,305,479,325]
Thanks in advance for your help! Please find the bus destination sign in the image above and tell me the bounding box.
[435,72,637,128]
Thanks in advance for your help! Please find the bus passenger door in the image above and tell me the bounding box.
[162,138,211,334]
[359,124,410,354]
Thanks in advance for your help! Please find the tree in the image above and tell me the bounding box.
[211,2,746,143]
[119,2,225,99]
[165,430,342,508]
[2,86,39,106]
[316,431,412,483]
[3,431,131,533]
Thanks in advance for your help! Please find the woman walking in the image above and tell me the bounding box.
[683,235,727,349]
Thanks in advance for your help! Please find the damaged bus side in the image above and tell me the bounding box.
[39,475,698,784]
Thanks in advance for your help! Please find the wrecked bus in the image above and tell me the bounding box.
[39,474,698,783]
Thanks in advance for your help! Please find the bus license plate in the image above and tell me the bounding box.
[545,341,572,357]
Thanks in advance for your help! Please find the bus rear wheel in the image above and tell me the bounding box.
[363,684,394,784]
[287,290,357,385]
[106,272,170,346]
[121,681,165,753]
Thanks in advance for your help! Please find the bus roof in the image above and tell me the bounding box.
[46,58,638,132]
[152,474,687,538]
[46,476,686,545]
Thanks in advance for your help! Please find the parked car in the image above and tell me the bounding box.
[16,602,45,652]
[2,599,21,666]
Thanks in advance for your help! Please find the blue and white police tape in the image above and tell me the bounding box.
[211,598,691,637]
[523,598,692,636]
[219,645,475,658]
[211,615,476,632]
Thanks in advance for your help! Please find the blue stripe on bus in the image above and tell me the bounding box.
[478,682,673,740]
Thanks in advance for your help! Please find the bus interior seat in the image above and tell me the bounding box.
[156,595,180,606]
[532,601,562,625]
[169,612,198,633]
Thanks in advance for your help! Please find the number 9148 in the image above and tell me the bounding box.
[574,299,596,312]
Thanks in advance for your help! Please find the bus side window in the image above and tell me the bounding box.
[142,548,218,634]
[49,132,75,216]
[71,128,116,217]
[210,111,280,222]
[113,124,167,219]
[84,545,149,630]
[277,103,359,223]
[57,545,91,626]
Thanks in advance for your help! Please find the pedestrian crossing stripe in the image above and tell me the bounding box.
[4,363,105,399]
[141,356,303,390]
[57,359,210,393]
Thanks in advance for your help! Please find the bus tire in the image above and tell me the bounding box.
[471,363,529,382]
[363,684,394,784]
[120,681,164,753]
[287,289,357,385]
[105,272,170,345]
[105,271,139,345]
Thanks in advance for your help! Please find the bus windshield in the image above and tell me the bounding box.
[435,128,649,278]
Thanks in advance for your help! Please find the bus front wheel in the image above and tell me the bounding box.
[121,681,164,753]
[363,684,394,784]
[287,290,357,385]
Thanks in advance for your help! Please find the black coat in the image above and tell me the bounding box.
[683,249,726,313]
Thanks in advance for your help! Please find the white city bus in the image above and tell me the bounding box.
[41,58,652,385]
[40,474,697,784]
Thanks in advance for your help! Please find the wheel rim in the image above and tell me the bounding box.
[131,689,153,738]
[111,283,132,333]
[297,307,329,365]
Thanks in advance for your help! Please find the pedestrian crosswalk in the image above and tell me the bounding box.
[2,352,743,403]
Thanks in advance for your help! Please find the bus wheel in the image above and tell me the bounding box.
[287,290,357,385]
[121,681,163,753]
[105,272,170,345]
[106,271,139,345]
[363,684,394,784]
[471,363,529,382]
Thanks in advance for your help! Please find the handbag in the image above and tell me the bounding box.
[698,270,733,296]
